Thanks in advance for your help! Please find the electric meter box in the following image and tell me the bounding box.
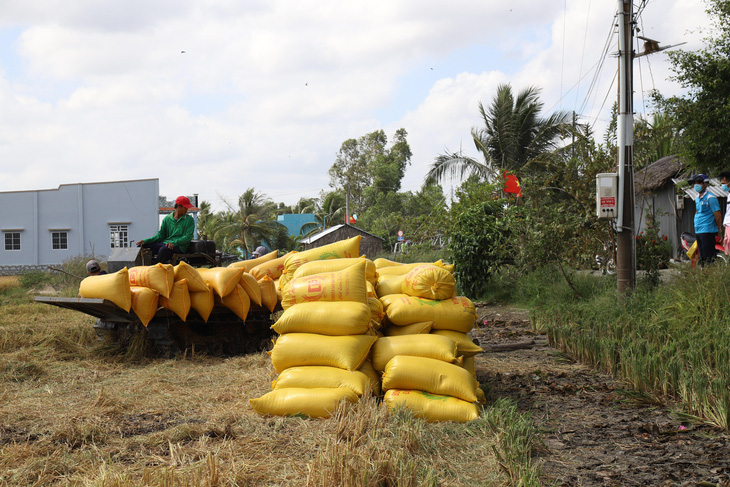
[596,173,618,218]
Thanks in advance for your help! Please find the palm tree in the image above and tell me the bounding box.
[300,191,346,237]
[219,188,283,257]
[425,84,571,185]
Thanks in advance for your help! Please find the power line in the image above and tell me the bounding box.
[560,0,568,110]
[578,9,619,119]
[573,0,593,111]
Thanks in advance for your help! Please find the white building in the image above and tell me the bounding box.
[0,179,160,269]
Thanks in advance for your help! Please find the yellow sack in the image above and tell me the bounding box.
[79,268,132,312]
[128,263,174,298]
[190,286,214,322]
[283,236,361,280]
[443,264,455,273]
[173,261,208,292]
[384,390,479,422]
[373,257,402,269]
[401,264,456,301]
[281,261,368,310]
[462,356,476,378]
[686,240,698,259]
[197,267,245,298]
[130,286,159,327]
[432,330,483,357]
[273,366,369,396]
[376,275,406,297]
[382,355,478,403]
[384,321,433,336]
[249,251,293,280]
[293,257,377,285]
[270,333,377,373]
[358,359,382,396]
[272,301,371,336]
[258,276,278,313]
[239,272,262,306]
[250,387,358,418]
[380,294,476,333]
[368,297,384,328]
[376,260,444,277]
[371,334,459,372]
[159,279,190,321]
[366,281,377,298]
[228,249,279,271]
[215,284,250,321]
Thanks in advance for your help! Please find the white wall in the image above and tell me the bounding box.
[0,179,159,266]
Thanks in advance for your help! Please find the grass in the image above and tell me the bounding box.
[506,263,730,432]
[1,280,541,486]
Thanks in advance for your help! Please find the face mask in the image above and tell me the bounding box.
[722,184,729,192]
[694,184,703,193]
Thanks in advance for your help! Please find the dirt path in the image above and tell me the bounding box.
[471,305,730,487]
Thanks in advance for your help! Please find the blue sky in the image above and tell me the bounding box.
[0,0,712,211]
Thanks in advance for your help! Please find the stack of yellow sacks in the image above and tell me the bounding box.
[78,259,279,326]
[374,259,483,422]
[250,237,384,418]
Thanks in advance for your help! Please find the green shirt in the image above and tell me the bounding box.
[144,214,195,253]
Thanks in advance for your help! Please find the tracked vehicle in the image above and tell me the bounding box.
[36,243,278,356]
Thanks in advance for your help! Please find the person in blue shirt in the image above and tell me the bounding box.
[689,174,723,264]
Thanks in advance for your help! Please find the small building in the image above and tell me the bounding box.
[277,213,318,237]
[633,155,686,258]
[0,179,160,272]
[301,224,383,258]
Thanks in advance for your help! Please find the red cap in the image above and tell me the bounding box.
[175,196,194,208]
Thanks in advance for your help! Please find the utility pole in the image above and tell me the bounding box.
[616,0,636,294]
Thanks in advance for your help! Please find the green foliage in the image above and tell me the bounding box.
[654,0,730,173]
[425,83,571,185]
[635,213,673,270]
[219,188,284,257]
[447,186,513,298]
[19,270,51,289]
[329,129,412,214]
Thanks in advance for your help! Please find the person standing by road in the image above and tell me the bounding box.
[719,171,730,255]
[689,174,723,264]
[137,196,196,264]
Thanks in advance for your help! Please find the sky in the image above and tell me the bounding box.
[0,0,713,212]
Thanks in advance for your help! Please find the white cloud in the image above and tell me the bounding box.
[0,0,713,212]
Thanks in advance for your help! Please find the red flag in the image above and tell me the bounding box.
[503,171,522,197]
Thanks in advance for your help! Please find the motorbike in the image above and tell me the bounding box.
[680,232,727,266]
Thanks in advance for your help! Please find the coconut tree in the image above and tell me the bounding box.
[425,83,572,185]
[220,188,283,257]
[300,190,346,237]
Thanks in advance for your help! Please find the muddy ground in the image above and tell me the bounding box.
[472,304,730,487]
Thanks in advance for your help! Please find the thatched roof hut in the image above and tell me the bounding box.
[634,155,685,194]
[301,224,383,258]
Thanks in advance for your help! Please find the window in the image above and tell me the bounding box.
[4,232,20,251]
[110,225,129,248]
[52,231,68,250]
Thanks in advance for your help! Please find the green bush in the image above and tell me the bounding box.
[19,270,52,289]
[448,198,513,298]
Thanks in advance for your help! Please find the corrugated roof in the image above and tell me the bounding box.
[674,177,728,200]
[301,223,384,244]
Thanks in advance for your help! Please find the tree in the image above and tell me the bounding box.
[329,129,412,214]
[220,188,282,257]
[654,0,730,173]
[425,84,571,185]
[300,190,346,237]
